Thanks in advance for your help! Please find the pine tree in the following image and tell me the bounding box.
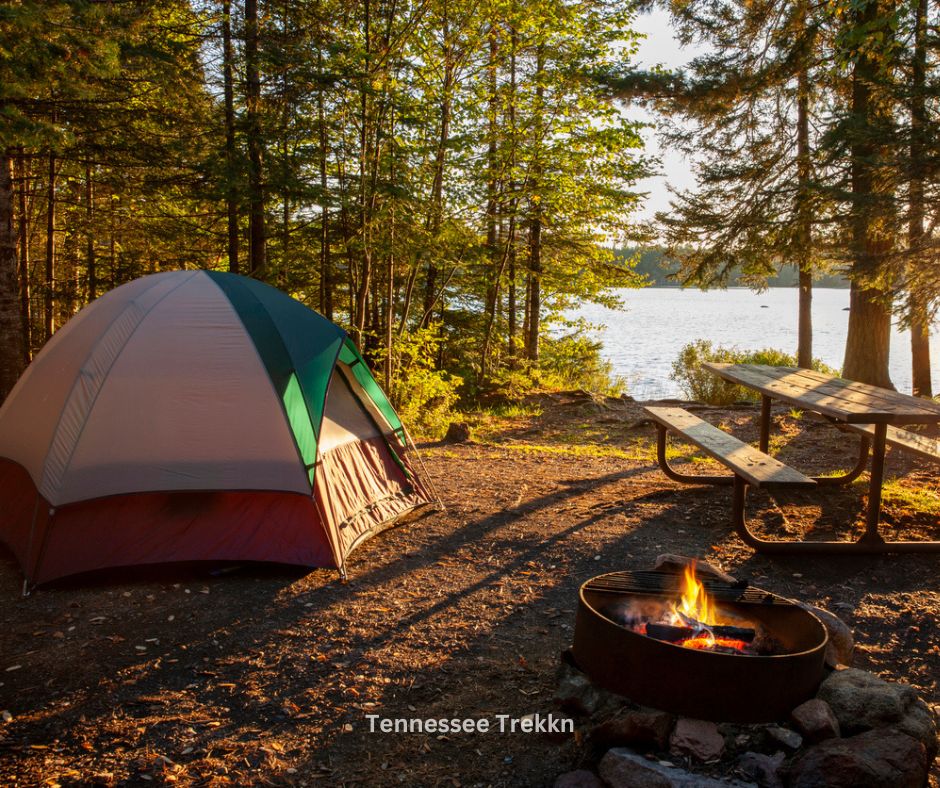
[633,0,829,367]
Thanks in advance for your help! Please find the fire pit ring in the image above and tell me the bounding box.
[571,570,828,723]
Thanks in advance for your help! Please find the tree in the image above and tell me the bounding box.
[835,0,898,387]
[0,155,25,397]
[630,0,829,367]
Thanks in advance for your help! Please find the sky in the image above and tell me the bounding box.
[624,8,706,224]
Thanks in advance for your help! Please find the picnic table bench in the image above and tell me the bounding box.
[645,364,940,555]
[840,422,940,466]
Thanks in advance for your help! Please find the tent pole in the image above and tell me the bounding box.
[402,425,445,512]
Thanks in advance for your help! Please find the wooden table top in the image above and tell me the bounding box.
[702,363,940,424]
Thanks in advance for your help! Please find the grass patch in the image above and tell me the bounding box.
[880,478,940,515]
[479,437,700,463]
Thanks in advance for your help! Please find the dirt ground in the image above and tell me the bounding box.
[0,393,938,787]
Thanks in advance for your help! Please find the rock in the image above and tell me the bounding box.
[786,728,928,788]
[555,657,607,717]
[669,718,726,761]
[554,769,604,788]
[600,748,754,787]
[652,554,737,584]
[817,668,937,757]
[764,725,802,750]
[789,698,840,743]
[736,751,785,788]
[443,421,471,443]
[796,603,853,667]
[591,708,674,750]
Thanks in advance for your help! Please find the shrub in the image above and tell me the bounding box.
[476,322,626,404]
[671,340,837,405]
[384,328,463,440]
[537,326,626,397]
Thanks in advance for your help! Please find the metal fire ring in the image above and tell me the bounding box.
[570,570,828,723]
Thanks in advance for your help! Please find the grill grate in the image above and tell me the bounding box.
[583,570,789,605]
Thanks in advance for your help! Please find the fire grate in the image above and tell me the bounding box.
[582,570,786,605]
[571,570,829,722]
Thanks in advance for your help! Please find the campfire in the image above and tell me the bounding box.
[624,564,773,656]
[570,566,829,722]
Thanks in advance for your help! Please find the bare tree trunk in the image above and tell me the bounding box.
[86,164,97,301]
[522,272,531,351]
[317,48,333,319]
[795,42,813,369]
[15,150,30,364]
[44,151,56,340]
[223,0,240,274]
[525,209,542,362]
[0,153,26,401]
[385,108,396,391]
[420,14,453,328]
[842,0,893,388]
[525,46,545,363]
[352,0,373,342]
[506,28,518,365]
[480,24,500,380]
[109,188,117,288]
[245,0,266,276]
[909,0,931,396]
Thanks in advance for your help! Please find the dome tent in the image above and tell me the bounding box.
[0,270,434,586]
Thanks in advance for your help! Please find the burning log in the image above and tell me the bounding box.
[646,623,756,644]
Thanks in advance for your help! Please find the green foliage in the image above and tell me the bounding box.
[671,340,837,405]
[477,324,625,404]
[538,329,626,397]
[2,0,651,407]
[384,329,463,440]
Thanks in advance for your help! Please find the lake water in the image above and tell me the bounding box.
[570,287,940,400]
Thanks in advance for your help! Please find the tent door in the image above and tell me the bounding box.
[314,369,422,561]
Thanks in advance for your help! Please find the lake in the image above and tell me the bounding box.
[570,287,940,400]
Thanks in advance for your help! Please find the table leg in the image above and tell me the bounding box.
[861,422,888,547]
[733,419,940,553]
[759,395,771,454]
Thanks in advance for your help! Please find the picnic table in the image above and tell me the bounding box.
[644,363,940,554]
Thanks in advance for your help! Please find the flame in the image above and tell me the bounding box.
[674,562,715,625]
[671,563,750,652]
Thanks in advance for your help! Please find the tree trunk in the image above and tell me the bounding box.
[421,14,452,327]
[841,0,893,388]
[15,151,30,364]
[909,0,931,397]
[44,151,55,340]
[525,46,545,363]
[223,0,239,274]
[385,107,396,391]
[506,28,518,365]
[525,210,542,362]
[480,25,500,380]
[0,153,26,401]
[352,0,372,342]
[317,48,333,320]
[795,39,813,369]
[245,0,266,276]
[86,164,97,301]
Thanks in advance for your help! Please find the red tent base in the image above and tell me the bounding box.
[0,459,337,585]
